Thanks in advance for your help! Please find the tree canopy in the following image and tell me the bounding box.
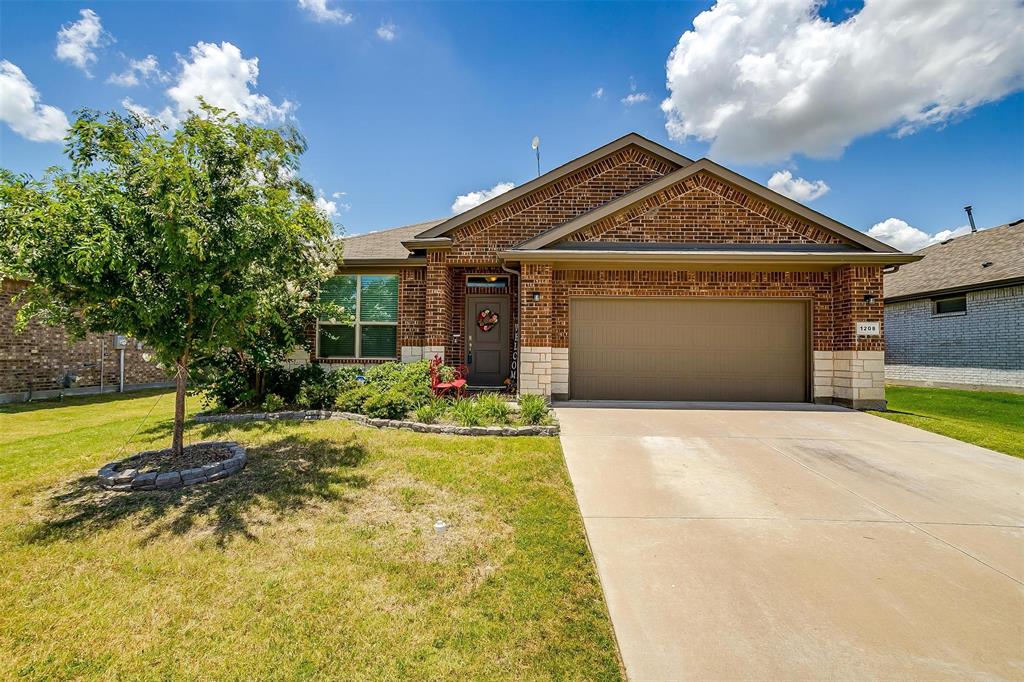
[1,103,340,452]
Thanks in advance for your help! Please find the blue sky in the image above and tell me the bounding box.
[2,0,1022,251]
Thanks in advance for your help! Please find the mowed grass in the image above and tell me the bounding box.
[871,385,1024,458]
[0,391,621,680]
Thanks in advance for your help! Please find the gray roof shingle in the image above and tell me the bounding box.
[339,219,445,263]
[884,220,1024,301]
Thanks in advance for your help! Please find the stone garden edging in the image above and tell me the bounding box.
[191,410,559,436]
[98,441,247,491]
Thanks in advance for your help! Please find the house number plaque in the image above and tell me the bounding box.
[855,321,880,336]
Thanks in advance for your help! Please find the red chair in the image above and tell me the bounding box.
[429,355,468,398]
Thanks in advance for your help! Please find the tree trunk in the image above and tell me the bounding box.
[172,358,188,455]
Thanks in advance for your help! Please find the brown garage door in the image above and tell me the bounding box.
[569,298,808,402]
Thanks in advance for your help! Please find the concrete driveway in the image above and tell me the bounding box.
[556,403,1024,681]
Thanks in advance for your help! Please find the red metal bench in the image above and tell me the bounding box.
[429,355,468,398]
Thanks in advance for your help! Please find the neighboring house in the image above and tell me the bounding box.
[884,220,1024,392]
[311,133,917,409]
[1,278,171,403]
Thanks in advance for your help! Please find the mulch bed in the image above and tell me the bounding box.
[98,441,247,491]
[112,443,234,473]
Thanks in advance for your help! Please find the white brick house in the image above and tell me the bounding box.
[883,220,1024,392]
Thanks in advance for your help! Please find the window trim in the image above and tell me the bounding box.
[318,274,399,359]
[466,274,510,290]
[932,295,967,316]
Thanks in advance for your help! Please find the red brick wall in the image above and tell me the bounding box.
[832,265,885,351]
[1,279,169,396]
[571,172,850,245]
[425,251,452,347]
[447,146,679,263]
[540,266,885,352]
[398,268,426,347]
[521,263,554,347]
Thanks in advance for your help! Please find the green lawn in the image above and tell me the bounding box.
[872,385,1024,458]
[0,391,621,680]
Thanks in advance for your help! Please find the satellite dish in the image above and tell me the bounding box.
[531,136,540,150]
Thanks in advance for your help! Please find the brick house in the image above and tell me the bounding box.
[884,220,1024,392]
[1,278,171,403]
[311,134,917,409]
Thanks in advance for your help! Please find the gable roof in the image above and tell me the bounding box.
[884,220,1024,301]
[339,219,444,265]
[511,159,899,253]
[410,133,693,241]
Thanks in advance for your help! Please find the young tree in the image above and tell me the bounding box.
[1,104,339,454]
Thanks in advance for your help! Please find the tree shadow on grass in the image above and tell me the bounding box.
[23,429,369,548]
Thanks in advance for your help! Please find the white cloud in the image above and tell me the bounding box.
[120,97,178,128]
[107,55,165,87]
[55,9,108,76]
[315,195,339,218]
[662,0,1024,163]
[330,191,352,211]
[165,42,293,123]
[592,87,605,99]
[376,21,396,41]
[451,182,514,214]
[298,0,353,24]
[767,170,829,202]
[0,61,70,142]
[621,92,650,106]
[867,218,974,253]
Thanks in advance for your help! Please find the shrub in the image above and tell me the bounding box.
[362,389,411,420]
[476,393,511,424]
[191,352,256,409]
[262,393,285,412]
[295,367,357,410]
[335,386,372,413]
[361,360,432,410]
[518,394,549,425]
[414,399,446,424]
[450,397,482,427]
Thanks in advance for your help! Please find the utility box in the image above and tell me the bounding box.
[113,335,128,349]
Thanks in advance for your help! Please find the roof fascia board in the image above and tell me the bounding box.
[515,159,900,254]
[884,276,1024,303]
[400,238,452,250]
[413,133,693,240]
[338,257,427,268]
[497,249,921,266]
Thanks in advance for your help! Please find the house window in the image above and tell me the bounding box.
[318,274,399,358]
[933,296,967,315]
[467,275,509,289]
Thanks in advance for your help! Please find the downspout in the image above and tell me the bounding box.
[119,347,125,393]
[500,259,521,395]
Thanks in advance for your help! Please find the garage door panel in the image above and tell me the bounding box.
[569,299,808,402]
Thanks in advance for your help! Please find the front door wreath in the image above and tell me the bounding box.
[477,309,499,332]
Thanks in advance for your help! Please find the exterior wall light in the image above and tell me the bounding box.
[531,292,541,302]
[863,294,877,304]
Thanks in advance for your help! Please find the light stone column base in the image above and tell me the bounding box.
[282,346,310,368]
[551,348,569,399]
[423,346,445,363]
[816,350,886,410]
[400,346,425,363]
[520,346,552,397]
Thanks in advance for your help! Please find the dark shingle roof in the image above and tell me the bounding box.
[884,220,1024,301]
[339,219,444,263]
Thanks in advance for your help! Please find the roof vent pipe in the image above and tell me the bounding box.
[964,205,977,233]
